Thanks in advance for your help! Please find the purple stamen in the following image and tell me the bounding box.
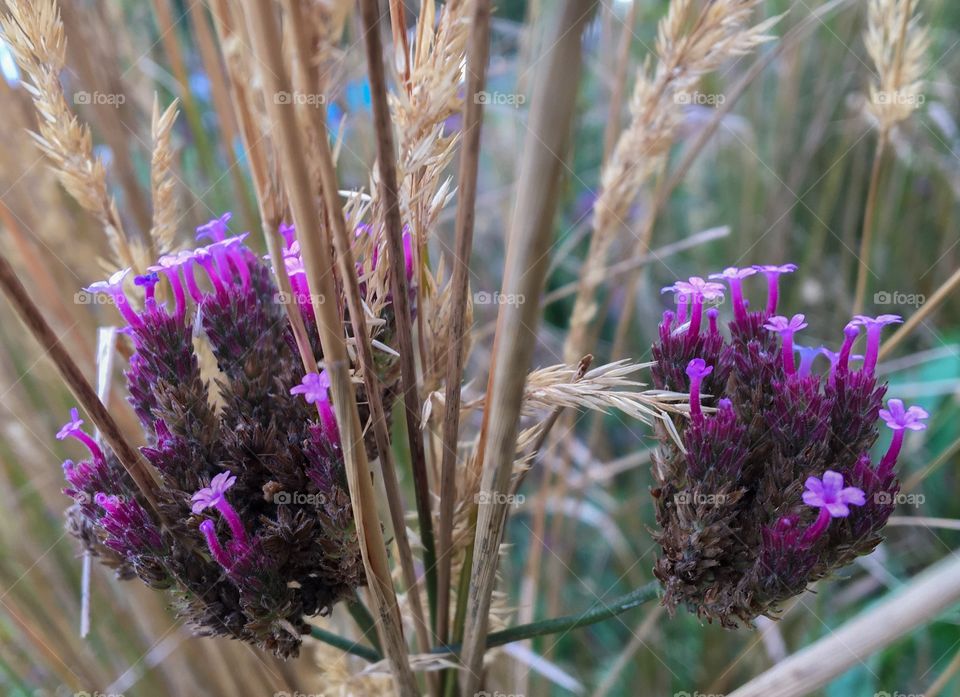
[753,263,797,315]
[763,314,808,375]
[291,370,338,438]
[192,471,247,544]
[134,272,160,304]
[199,519,232,569]
[709,267,756,322]
[878,399,928,477]
[85,268,140,326]
[852,314,902,376]
[794,344,823,378]
[685,358,713,422]
[196,212,232,243]
[800,470,866,543]
[56,408,104,462]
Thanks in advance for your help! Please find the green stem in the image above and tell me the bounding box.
[347,593,382,653]
[309,582,661,666]
[309,625,383,663]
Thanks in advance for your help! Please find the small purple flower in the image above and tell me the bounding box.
[801,470,866,543]
[852,314,902,376]
[57,408,104,462]
[794,344,823,378]
[191,471,237,514]
[291,371,337,438]
[764,314,808,375]
[148,253,190,316]
[753,263,797,315]
[686,358,713,421]
[665,278,725,342]
[196,212,232,243]
[279,222,296,248]
[192,471,247,544]
[86,268,140,326]
[134,272,160,304]
[199,518,232,569]
[877,399,929,476]
[709,266,756,321]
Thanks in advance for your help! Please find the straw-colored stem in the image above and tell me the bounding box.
[240,2,416,694]
[357,0,438,623]
[281,0,434,679]
[878,265,960,361]
[436,0,492,647]
[727,552,960,697]
[853,132,887,314]
[459,2,597,692]
[601,0,639,162]
[0,250,160,512]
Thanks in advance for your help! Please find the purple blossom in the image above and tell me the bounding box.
[191,471,237,514]
[709,266,756,321]
[196,212,232,242]
[764,314,808,375]
[148,253,190,316]
[192,471,247,544]
[279,222,296,248]
[85,268,139,326]
[56,408,104,462]
[134,272,160,304]
[663,278,725,342]
[291,371,337,438]
[801,470,866,543]
[753,263,797,315]
[794,344,823,378]
[685,358,713,421]
[852,314,902,376]
[878,399,929,476]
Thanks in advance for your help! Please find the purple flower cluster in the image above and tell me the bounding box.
[650,264,928,625]
[55,213,414,657]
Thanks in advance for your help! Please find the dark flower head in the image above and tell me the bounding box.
[650,263,926,626]
[56,213,409,657]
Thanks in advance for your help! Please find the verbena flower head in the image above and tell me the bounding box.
[651,263,925,626]
[56,212,409,657]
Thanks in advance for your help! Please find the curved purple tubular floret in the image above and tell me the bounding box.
[650,263,925,626]
[56,211,413,658]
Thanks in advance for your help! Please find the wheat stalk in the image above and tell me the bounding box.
[148,97,179,255]
[1,0,136,272]
[853,0,929,313]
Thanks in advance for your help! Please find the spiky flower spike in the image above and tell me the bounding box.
[650,265,925,626]
[56,213,414,657]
